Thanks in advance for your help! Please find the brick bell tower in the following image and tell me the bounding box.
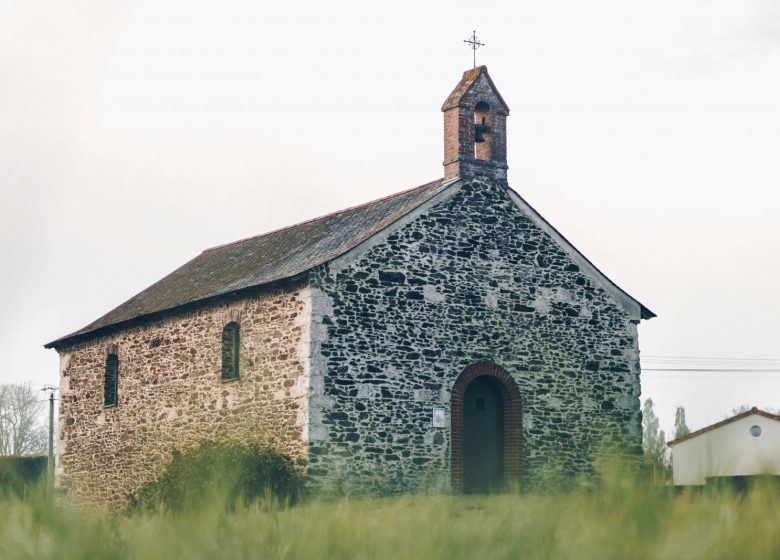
[442,66,510,182]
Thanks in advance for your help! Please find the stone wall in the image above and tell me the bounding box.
[307,177,642,494]
[56,284,310,511]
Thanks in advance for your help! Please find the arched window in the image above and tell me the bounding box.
[104,352,118,407]
[221,321,240,381]
[474,101,492,161]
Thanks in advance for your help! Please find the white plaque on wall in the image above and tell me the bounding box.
[432,406,446,428]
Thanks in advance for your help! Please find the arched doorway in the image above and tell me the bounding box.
[451,362,522,493]
[463,376,504,492]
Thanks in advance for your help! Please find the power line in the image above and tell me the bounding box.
[640,356,780,377]
[643,360,780,364]
[642,355,780,362]
[643,368,780,373]
[644,374,780,380]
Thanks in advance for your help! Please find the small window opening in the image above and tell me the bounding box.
[221,322,240,381]
[474,101,492,161]
[104,353,118,407]
[750,425,762,438]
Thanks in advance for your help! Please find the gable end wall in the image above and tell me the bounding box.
[307,177,642,494]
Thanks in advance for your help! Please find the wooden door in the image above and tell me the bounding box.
[463,376,504,493]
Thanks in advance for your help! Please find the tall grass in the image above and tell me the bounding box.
[1,472,779,559]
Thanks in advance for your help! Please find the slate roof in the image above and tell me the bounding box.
[46,178,452,348]
[47,174,655,349]
[667,407,780,447]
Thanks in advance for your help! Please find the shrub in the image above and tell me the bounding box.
[0,455,47,499]
[128,441,304,513]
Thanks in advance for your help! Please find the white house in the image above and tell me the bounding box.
[668,407,780,486]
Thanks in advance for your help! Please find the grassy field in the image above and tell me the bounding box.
[2,475,779,559]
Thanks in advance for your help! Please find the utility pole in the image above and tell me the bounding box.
[42,385,58,499]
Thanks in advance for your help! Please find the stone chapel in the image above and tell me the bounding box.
[46,66,654,510]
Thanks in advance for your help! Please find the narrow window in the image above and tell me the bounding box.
[221,322,240,381]
[474,101,492,161]
[104,352,118,407]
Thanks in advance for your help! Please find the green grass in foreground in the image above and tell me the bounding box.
[1,474,779,559]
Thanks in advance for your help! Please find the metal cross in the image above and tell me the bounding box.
[463,30,484,68]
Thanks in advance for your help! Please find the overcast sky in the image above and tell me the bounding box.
[1,0,778,437]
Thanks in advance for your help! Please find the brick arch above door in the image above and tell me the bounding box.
[451,362,522,492]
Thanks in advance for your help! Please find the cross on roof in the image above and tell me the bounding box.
[463,30,484,68]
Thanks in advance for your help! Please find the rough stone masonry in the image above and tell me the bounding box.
[306,176,643,495]
[47,65,653,511]
[55,287,311,510]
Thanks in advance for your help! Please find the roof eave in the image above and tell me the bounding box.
[43,272,310,351]
[504,185,654,323]
[44,177,457,352]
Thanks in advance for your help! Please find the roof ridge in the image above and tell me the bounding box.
[667,407,780,447]
[202,177,448,254]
